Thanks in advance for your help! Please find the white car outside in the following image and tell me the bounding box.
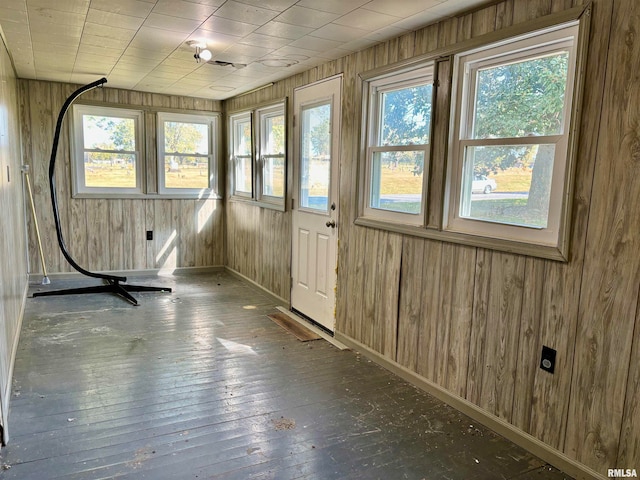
[472,175,497,194]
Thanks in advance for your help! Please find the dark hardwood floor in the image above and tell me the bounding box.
[0,272,573,479]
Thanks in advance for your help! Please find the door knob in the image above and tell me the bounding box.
[326,220,336,228]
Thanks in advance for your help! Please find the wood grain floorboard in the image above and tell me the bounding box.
[1,273,573,480]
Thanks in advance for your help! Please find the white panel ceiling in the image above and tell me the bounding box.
[0,0,487,100]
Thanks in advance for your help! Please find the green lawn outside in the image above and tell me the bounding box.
[378,198,546,227]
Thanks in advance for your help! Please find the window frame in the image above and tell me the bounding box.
[71,103,222,199]
[156,111,218,198]
[229,111,254,199]
[71,104,145,197]
[255,103,286,206]
[444,23,580,248]
[361,65,434,225]
[355,5,590,261]
[228,100,287,210]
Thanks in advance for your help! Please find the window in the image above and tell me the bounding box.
[157,112,217,197]
[356,10,587,260]
[229,102,286,209]
[71,105,221,199]
[71,105,144,196]
[362,65,434,225]
[230,112,253,198]
[256,105,285,204]
[446,22,579,248]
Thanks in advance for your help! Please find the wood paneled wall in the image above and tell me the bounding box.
[19,80,225,275]
[222,0,640,476]
[0,35,28,440]
[225,202,290,301]
[224,75,306,301]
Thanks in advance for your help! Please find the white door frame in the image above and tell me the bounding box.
[291,75,342,332]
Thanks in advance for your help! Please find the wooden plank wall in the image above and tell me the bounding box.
[0,35,28,437]
[224,76,304,302]
[19,80,225,275]
[221,0,640,475]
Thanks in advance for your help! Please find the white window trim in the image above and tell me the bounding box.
[71,104,144,197]
[228,102,287,211]
[354,5,590,261]
[256,103,286,206]
[156,111,218,198]
[229,111,253,199]
[445,22,579,248]
[361,64,434,226]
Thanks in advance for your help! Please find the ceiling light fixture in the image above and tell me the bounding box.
[194,46,212,63]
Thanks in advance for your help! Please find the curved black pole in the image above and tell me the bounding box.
[48,77,125,282]
[34,77,172,305]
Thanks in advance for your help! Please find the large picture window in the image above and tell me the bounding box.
[362,65,434,225]
[446,23,579,248]
[71,105,144,196]
[157,112,217,197]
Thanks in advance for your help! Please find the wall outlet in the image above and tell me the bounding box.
[540,346,557,374]
[146,230,153,241]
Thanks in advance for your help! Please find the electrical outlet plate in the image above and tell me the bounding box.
[146,230,153,241]
[540,346,556,374]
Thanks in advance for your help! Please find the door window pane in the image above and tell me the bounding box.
[300,102,331,211]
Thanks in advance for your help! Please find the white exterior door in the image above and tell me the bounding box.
[291,75,342,331]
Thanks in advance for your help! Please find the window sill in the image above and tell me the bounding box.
[228,196,285,212]
[72,192,223,201]
[354,216,568,262]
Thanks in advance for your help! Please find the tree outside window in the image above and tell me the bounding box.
[448,22,579,250]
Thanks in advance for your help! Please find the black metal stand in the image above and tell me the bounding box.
[33,278,172,307]
[32,78,171,306]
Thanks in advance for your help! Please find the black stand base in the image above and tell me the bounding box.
[33,279,172,306]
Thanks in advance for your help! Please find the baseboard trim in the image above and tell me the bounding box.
[224,267,289,307]
[334,331,605,480]
[2,279,29,445]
